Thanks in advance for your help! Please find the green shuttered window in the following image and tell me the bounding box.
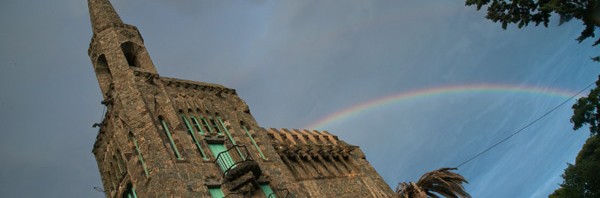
[181,114,208,160]
[242,124,266,160]
[208,187,225,198]
[130,134,149,177]
[190,116,205,135]
[208,143,234,172]
[160,118,182,160]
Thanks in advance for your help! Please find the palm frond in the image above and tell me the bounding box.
[396,168,471,198]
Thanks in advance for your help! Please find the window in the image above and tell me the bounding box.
[129,133,149,177]
[241,122,266,160]
[207,143,234,172]
[200,116,214,134]
[121,42,140,67]
[181,113,208,160]
[95,55,112,91]
[190,116,205,135]
[260,184,276,198]
[115,152,126,175]
[95,55,112,77]
[159,117,182,160]
[209,117,223,135]
[122,183,138,198]
[215,116,237,143]
[208,186,225,198]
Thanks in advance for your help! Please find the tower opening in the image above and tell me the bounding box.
[121,42,140,67]
[95,54,113,92]
[95,55,112,77]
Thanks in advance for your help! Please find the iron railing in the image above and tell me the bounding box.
[214,145,253,177]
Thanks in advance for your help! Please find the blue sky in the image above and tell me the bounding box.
[0,0,599,197]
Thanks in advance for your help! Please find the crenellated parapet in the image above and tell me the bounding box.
[266,128,359,180]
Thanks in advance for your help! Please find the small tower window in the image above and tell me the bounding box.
[95,55,112,77]
[121,42,140,67]
[95,55,113,92]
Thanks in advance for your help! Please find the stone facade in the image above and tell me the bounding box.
[87,0,395,197]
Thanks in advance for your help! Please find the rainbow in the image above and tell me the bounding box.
[305,84,583,129]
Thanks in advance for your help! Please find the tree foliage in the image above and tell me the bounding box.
[571,75,600,135]
[396,168,471,198]
[549,135,600,198]
[465,0,600,60]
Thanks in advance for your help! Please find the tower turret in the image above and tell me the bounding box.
[87,0,124,34]
[87,0,157,98]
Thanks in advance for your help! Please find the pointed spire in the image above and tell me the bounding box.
[87,0,124,33]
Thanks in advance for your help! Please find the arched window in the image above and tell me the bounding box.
[122,183,138,198]
[95,55,113,91]
[95,55,112,77]
[121,42,140,67]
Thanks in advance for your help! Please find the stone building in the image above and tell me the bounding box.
[87,0,394,197]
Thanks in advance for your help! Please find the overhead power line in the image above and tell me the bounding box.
[455,81,596,169]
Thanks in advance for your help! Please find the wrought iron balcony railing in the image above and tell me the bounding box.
[214,145,260,180]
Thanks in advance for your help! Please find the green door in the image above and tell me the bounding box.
[208,187,225,198]
[260,184,276,198]
[208,144,234,172]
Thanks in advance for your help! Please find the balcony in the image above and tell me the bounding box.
[214,145,262,191]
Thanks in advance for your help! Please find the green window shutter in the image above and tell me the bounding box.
[160,118,182,160]
[190,116,205,135]
[200,117,214,134]
[209,117,223,135]
[208,187,225,198]
[181,114,208,160]
[242,125,266,160]
[208,144,234,172]
[131,137,149,177]
[131,187,138,198]
[260,184,276,198]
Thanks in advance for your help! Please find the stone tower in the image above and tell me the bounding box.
[87,0,395,197]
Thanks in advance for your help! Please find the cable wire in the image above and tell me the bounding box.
[455,81,596,168]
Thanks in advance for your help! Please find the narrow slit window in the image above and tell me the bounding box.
[242,123,266,160]
[200,116,214,134]
[216,116,242,157]
[159,117,183,160]
[209,117,223,135]
[115,151,127,175]
[181,114,208,160]
[190,116,204,135]
[130,133,149,177]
